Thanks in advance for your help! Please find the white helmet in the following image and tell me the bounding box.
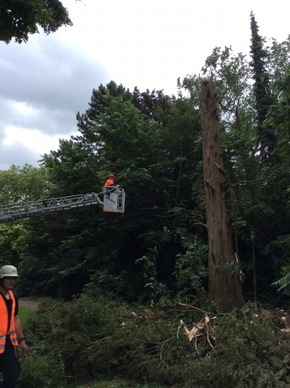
[0,265,19,278]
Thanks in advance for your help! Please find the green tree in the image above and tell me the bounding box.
[181,35,290,304]
[201,46,253,130]
[0,0,72,43]
[263,61,290,294]
[0,164,52,203]
[0,165,52,270]
[250,12,278,165]
[15,83,206,302]
[246,31,290,299]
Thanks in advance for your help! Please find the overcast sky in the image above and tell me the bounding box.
[0,0,289,170]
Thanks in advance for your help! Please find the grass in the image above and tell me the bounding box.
[73,379,164,387]
[19,305,37,326]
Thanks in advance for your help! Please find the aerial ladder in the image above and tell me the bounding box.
[0,187,125,223]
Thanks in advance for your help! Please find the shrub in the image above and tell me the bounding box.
[18,352,65,387]
[19,296,290,387]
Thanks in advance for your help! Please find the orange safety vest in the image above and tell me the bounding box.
[0,290,18,353]
[105,178,115,187]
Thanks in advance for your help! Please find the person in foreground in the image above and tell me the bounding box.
[0,265,27,387]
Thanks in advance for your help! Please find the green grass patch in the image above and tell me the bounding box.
[19,306,37,327]
[74,378,164,387]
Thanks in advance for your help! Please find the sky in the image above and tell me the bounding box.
[0,0,290,170]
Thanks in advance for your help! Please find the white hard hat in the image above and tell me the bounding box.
[0,265,19,278]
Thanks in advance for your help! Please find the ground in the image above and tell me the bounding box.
[19,298,39,309]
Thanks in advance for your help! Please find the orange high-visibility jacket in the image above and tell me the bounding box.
[105,178,115,187]
[0,291,18,353]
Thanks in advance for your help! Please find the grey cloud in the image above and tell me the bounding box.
[0,142,42,170]
[0,35,109,170]
[0,36,108,132]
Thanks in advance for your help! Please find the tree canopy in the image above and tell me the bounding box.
[0,0,72,43]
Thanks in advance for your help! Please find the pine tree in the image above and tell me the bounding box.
[250,12,278,165]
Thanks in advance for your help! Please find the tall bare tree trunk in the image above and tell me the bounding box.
[199,81,245,312]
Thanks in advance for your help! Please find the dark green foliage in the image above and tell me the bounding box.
[184,308,290,387]
[21,295,182,386]
[19,352,65,387]
[181,26,290,303]
[0,164,52,203]
[250,12,278,165]
[19,296,290,387]
[0,165,53,271]
[174,235,208,290]
[201,46,253,130]
[13,82,206,303]
[0,0,72,43]
[266,66,290,165]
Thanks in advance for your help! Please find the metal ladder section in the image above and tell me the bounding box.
[0,193,103,223]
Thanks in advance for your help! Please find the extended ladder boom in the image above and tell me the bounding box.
[0,193,103,223]
[0,186,125,224]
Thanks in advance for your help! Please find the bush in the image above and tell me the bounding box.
[18,352,65,387]
[19,296,290,387]
[173,306,290,387]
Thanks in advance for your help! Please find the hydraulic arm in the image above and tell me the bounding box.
[0,188,125,223]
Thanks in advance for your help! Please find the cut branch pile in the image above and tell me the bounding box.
[177,315,216,349]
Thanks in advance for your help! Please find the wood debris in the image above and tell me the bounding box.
[177,315,216,348]
[281,313,290,332]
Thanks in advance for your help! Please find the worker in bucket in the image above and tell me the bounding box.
[0,265,27,387]
[104,173,116,187]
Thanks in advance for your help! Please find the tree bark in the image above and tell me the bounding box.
[199,80,245,312]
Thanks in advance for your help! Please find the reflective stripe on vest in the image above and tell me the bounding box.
[0,291,18,353]
[0,334,6,350]
[9,330,18,344]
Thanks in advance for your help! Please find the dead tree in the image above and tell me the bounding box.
[199,80,245,312]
